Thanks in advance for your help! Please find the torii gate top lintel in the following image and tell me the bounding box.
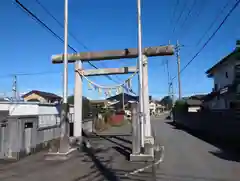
[51,45,174,64]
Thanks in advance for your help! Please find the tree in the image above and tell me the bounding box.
[67,95,91,118]
[160,96,173,110]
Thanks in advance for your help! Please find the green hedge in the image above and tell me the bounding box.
[173,100,188,113]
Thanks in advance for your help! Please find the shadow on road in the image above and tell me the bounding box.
[97,135,132,152]
[112,146,131,160]
[209,150,240,162]
[80,145,120,181]
[75,132,151,181]
[165,121,240,162]
[111,135,132,144]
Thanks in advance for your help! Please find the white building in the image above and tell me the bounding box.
[205,41,240,110]
[0,102,61,160]
[149,101,165,115]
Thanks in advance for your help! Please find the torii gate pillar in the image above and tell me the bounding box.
[142,55,154,156]
[74,60,83,142]
[142,55,151,137]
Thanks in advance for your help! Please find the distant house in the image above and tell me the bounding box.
[21,90,62,104]
[107,93,138,111]
[90,100,110,109]
[149,100,165,115]
[204,40,240,110]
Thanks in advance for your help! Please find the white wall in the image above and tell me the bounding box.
[38,104,60,128]
[212,58,238,90]
[0,103,38,115]
[149,102,156,110]
[38,104,60,115]
[6,117,60,158]
[0,102,61,129]
[0,103,60,116]
[208,58,239,110]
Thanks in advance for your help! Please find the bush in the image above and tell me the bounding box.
[67,95,91,118]
[102,109,114,123]
[173,100,188,113]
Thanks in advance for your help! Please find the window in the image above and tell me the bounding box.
[225,72,228,78]
[25,122,33,129]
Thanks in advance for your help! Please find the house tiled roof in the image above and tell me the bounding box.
[189,94,207,100]
[206,45,240,77]
[107,93,138,103]
[22,90,62,99]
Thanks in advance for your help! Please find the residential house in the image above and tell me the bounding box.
[107,93,138,111]
[22,90,62,104]
[149,100,165,116]
[204,40,240,109]
[149,101,156,115]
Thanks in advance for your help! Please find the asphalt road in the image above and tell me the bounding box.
[152,114,240,181]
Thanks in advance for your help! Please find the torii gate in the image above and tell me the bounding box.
[51,45,174,160]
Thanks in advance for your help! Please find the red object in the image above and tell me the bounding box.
[110,114,124,125]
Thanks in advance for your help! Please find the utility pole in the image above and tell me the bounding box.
[59,0,70,153]
[137,0,145,152]
[12,75,17,101]
[166,59,170,94]
[166,59,171,110]
[169,81,174,107]
[176,40,182,99]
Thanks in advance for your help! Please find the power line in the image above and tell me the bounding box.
[0,71,61,78]
[34,0,125,82]
[149,90,208,94]
[15,1,96,70]
[179,0,198,29]
[194,0,207,20]
[196,0,232,46]
[15,0,133,93]
[172,0,188,34]
[171,0,180,25]
[180,0,208,41]
[35,0,88,51]
[172,0,240,80]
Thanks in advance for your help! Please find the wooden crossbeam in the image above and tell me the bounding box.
[80,66,138,76]
[52,45,174,64]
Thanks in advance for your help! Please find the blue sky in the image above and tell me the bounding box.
[0,0,239,100]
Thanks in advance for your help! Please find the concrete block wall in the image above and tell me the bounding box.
[173,109,240,141]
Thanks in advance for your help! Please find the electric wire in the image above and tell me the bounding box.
[14,0,135,94]
[196,0,233,46]
[172,0,240,80]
